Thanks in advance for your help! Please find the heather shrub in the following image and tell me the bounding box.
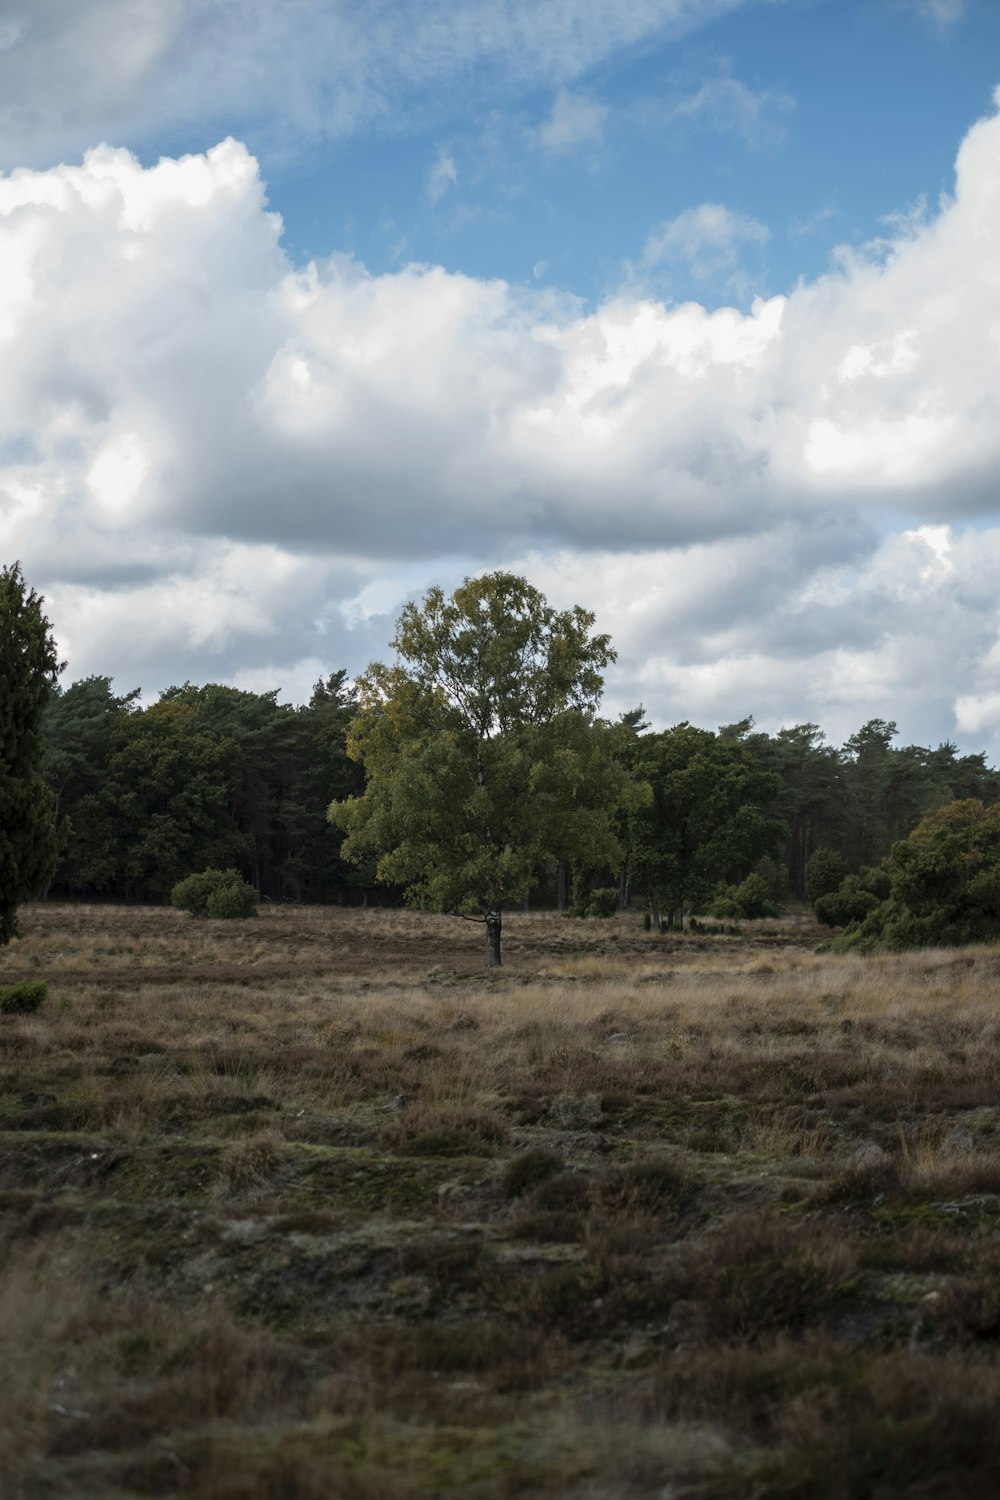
[0,979,47,1014]
[171,868,257,919]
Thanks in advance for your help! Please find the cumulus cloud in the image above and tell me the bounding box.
[641,202,770,290]
[518,521,1000,750]
[536,90,608,152]
[667,74,795,149]
[0,0,757,168]
[4,94,1000,745]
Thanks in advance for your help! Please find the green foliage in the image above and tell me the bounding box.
[858,863,892,901]
[0,979,47,1014]
[0,563,62,943]
[628,723,785,928]
[722,717,1000,903]
[566,876,619,918]
[102,700,248,902]
[585,886,619,918]
[814,874,881,928]
[835,800,1000,950]
[42,676,141,895]
[171,868,257,919]
[32,645,1000,921]
[42,672,362,906]
[158,676,363,902]
[331,573,645,964]
[205,880,258,919]
[805,847,848,906]
[709,871,781,921]
[752,854,788,904]
[707,894,743,920]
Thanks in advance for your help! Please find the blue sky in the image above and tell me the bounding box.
[1,0,1000,753]
[264,0,1000,308]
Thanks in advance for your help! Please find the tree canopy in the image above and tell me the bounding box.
[330,573,643,965]
[628,723,786,928]
[829,799,1000,950]
[0,563,62,942]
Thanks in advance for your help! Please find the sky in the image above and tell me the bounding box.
[1,0,1000,754]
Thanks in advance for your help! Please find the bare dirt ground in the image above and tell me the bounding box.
[3,904,1000,1498]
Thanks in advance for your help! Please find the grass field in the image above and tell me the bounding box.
[3,902,1000,1498]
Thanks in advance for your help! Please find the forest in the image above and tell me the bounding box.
[40,669,1000,914]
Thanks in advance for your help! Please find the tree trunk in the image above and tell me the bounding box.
[556,861,569,914]
[618,864,628,911]
[485,910,502,968]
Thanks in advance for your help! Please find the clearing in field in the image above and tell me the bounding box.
[3,903,1000,1498]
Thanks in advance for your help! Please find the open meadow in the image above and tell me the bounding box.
[3,903,1000,1498]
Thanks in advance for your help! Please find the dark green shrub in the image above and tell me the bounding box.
[805,848,849,907]
[585,887,619,918]
[734,872,781,918]
[708,894,743,920]
[858,863,892,901]
[862,800,1000,950]
[567,869,620,918]
[205,880,258,919]
[565,869,594,918]
[170,869,219,916]
[814,875,880,928]
[171,868,257,919]
[708,873,780,921]
[753,854,788,904]
[0,979,47,1015]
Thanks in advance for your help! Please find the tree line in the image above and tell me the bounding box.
[37,655,1000,924]
[41,673,365,906]
[4,561,1000,961]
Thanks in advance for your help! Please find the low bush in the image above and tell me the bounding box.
[833,802,1000,951]
[805,847,849,906]
[0,979,47,1015]
[501,1147,563,1199]
[814,875,881,928]
[708,895,743,920]
[566,872,619,918]
[586,887,620,918]
[708,873,781,921]
[171,868,257,919]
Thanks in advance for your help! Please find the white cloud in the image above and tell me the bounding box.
[668,75,795,148]
[536,89,608,152]
[519,522,1000,752]
[4,95,1000,746]
[427,147,458,204]
[0,0,760,168]
[905,0,966,28]
[642,202,770,283]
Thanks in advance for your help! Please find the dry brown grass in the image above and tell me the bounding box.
[3,902,1000,1496]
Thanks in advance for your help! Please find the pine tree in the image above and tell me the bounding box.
[0,564,62,942]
